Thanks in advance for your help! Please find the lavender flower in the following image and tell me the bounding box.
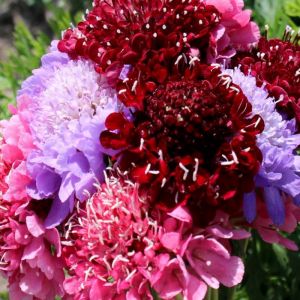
[225,68,300,225]
[20,42,125,227]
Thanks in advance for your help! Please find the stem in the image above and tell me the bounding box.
[211,288,219,300]
[205,287,211,300]
[227,286,237,300]
[227,237,250,300]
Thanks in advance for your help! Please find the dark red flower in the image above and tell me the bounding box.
[58,0,222,109]
[232,31,300,125]
[101,63,263,219]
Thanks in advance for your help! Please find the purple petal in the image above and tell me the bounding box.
[58,173,78,203]
[45,196,73,228]
[243,191,257,223]
[264,186,285,226]
[67,152,90,174]
[293,194,300,206]
[75,172,97,202]
[36,168,61,198]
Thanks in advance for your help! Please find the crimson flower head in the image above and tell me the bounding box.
[232,28,300,124]
[101,63,263,223]
[59,0,220,86]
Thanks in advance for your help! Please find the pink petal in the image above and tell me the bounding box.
[26,215,45,237]
[45,229,62,256]
[229,22,260,47]
[206,0,234,15]
[37,249,56,279]
[186,237,245,288]
[160,232,181,251]
[153,258,187,299]
[15,225,31,245]
[19,268,42,296]
[22,238,44,260]
[168,206,192,223]
[184,273,207,300]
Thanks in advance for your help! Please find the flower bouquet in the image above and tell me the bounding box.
[0,0,299,299]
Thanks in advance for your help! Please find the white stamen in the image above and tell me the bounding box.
[131,80,138,93]
[179,162,189,180]
[161,177,167,188]
[193,158,199,182]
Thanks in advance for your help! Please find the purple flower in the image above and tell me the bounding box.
[225,68,300,225]
[19,42,126,227]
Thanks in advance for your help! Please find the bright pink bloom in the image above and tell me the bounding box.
[186,236,244,289]
[206,211,251,240]
[1,212,65,300]
[0,95,35,206]
[62,178,164,299]
[252,195,300,251]
[206,0,260,62]
[63,178,233,300]
[0,95,65,300]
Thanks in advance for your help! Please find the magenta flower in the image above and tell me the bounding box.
[2,213,65,300]
[186,236,244,289]
[61,177,246,299]
[206,0,260,62]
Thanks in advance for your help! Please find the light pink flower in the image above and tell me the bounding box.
[186,236,244,289]
[252,196,300,251]
[206,0,260,62]
[0,96,65,300]
[62,178,165,299]
[1,213,65,300]
[206,211,251,240]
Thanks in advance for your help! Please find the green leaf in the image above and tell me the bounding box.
[272,244,289,269]
[284,0,300,17]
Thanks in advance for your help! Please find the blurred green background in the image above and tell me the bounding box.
[0,0,299,299]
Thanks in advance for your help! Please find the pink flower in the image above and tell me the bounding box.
[252,196,300,251]
[206,211,251,240]
[0,124,65,299]
[0,95,35,163]
[62,178,165,299]
[206,0,260,62]
[186,236,244,289]
[1,213,65,300]
[0,94,35,206]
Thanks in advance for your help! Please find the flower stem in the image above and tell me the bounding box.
[205,287,219,300]
[205,288,211,300]
[211,288,219,300]
[227,237,250,300]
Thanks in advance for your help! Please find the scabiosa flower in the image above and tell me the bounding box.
[232,30,300,123]
[62,177,168,299]
[0,94,35,207]
[206,0,260,62]
[0,118,65,300]
[224,68,300,225]
[101,63,263,223]
[19,42,125,227]
[58,0,258,110]
[62,177,245,299]
[0,211,65,300]
[58,0,221,76]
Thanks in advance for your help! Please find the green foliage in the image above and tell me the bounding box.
[0,292,8,300]
[285,0,300,17]
[245,0,299,37]
[0,2,86,120]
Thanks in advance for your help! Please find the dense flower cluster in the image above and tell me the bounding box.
[62,177,245,300]
[232,31,300,122]
[101,63,263,220]
[0,0,299,299]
